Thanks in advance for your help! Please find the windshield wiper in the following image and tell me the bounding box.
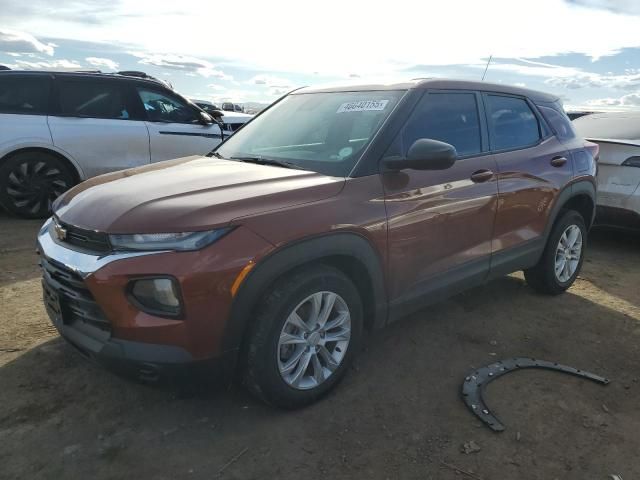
[230,156,303,170]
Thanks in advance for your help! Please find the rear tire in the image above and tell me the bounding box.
[0,151,76,218]
[242,265,363,408]
[524,210,587,295]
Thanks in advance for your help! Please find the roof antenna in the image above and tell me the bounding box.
[481,55,493,81]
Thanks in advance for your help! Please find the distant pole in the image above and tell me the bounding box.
[481,55,493,81]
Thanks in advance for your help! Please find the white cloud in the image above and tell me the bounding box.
[0,29,55,56]
[247,74,293,88]
[568,0,640,15]
[546,71,640,90]
[587,92,640,107]
[476,57,640,93]
[5,0,640,76]
[471,58,585,79]
[9,59,82,70]
[207,84,227,91]
[85,56,119,70]
[131,52,232,79]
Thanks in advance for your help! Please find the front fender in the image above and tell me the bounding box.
[223,232,387,353]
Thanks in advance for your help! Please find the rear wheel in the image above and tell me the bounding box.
[524,210,587,295]
[0,151,76,218]
[242,265,363,408]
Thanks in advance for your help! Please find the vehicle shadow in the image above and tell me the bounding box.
[581,227,640,308]
[0,211,42,287]
[1,274,639,479]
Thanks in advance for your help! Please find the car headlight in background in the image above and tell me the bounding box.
[128,277,182,317]
[109,228,232,251]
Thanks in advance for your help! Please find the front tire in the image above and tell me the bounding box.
[0,151,76,218]
[524,210,587,295]
[242,265,363,408]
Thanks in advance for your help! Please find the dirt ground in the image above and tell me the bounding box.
[1,211,639,480]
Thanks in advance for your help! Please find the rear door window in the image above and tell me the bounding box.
[402,92,482,157]
[486,95,541,151]
[58,79,131,120]
[0,75,50,115]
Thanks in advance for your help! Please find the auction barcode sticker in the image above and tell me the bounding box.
[336,100,389,113]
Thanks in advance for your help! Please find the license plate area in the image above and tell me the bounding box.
[42,279,68,325]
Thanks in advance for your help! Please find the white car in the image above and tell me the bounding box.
[573,112,640,230]
[0,70,224,218]
[192,99,253,134]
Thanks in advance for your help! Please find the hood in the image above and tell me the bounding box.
[220,112,253,122]
[54,156,344,233]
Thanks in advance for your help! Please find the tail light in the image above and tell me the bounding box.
[585,141,600,162]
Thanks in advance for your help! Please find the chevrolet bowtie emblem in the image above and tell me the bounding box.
[54,222,67,241]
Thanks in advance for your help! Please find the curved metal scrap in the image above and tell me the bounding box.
[462,357,610,432]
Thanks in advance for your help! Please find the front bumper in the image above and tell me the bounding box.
[36,218,271,382]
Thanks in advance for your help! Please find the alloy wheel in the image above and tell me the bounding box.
[277,291,351,390]
[5,159,71,216]
[554,224,583,283]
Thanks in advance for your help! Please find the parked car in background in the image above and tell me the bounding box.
[38,79,597,408]
[0,70,223,218]
[221,102,245,112]
[192,99,221,114]
[573,111,640,230]
[192,99,253,134]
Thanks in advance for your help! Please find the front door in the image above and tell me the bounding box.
[135,87,222,163]
[383,91,498,311]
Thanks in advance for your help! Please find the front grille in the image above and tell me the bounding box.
[40,256,111,333]
[57,220,111,253]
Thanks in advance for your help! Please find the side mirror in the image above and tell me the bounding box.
[199,111,214,125]
[209,109,224,120]
[384,139,457,171]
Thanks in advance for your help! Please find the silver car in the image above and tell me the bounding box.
[0,70,226,218]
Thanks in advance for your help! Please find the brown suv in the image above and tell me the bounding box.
[38,79,598,408]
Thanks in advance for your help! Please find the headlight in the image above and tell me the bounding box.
[109,228,232,251]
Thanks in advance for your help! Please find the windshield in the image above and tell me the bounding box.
[216,90,405,176]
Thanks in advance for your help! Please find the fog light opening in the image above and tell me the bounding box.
[128,277,183,318]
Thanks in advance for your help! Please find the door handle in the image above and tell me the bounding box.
[551,156,568,167]
[470,169,494,183]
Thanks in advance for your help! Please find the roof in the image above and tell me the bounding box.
[573,111,640,143]
[295,78,559,103]
[0,69,171,88]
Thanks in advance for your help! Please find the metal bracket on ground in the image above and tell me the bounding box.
[461,357,610,432]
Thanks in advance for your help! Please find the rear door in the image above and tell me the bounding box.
[485,93,573,275]
[48,77,150,178]
[135,86,222,162]
[383,90,498,308]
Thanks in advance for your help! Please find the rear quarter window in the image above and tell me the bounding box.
[0,75,50,115]
[537,103,577,141]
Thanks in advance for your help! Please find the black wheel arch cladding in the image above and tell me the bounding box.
[223,232,387,354]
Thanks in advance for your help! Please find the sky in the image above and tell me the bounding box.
[1,0,640,110]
